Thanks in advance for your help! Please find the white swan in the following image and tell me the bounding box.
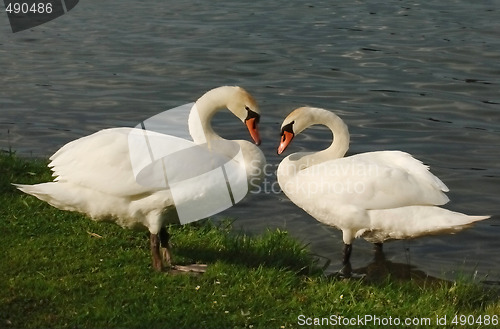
[15,86,265,271]
[277,107,489,267]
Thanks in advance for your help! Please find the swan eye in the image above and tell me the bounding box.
[281,121,295,136]
[245,108,260,124]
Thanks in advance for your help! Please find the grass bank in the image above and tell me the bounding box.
[1,152,499,328]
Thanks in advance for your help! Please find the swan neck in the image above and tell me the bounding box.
[188,88,230,144]
[302,111,350,166]
[324,113,350,159]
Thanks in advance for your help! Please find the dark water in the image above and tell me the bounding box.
[1,1,499,281]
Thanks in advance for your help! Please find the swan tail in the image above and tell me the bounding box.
[14,182,81,213]
[364,206,489,242]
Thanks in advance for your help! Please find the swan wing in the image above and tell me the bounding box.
[48,101,195,198]
[49,127,158,197]
[362,206,489,242]
[358,150,449,192]
[287,150,449,210]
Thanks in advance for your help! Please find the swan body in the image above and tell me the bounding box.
[277,107,489,265]
[15,86,265,271]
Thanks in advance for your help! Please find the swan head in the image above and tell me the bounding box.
[277,107,313,154]
[277,107,350,157]
[193,86,262,145]
[226,87,261,146]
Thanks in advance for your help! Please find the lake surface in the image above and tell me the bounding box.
[1,0,499,281]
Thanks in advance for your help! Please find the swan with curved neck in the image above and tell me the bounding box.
[277,107,489,270]
[15,86,265,272]
[189,86,261,145]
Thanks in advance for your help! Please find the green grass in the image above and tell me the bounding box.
[1,151,499,328]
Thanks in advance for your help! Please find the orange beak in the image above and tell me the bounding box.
[277,130,294,155]
[245,117,261,145]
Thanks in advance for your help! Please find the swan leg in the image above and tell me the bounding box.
[338,244,366,279]
[159,227,172,268]
[373,242,383,253]
[373,242,385,262]
[150,233,163,271]
[342,243,352,265]
[337,244,353,278]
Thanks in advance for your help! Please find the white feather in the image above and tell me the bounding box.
[277,107,489,250]
[15,86,265,234]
